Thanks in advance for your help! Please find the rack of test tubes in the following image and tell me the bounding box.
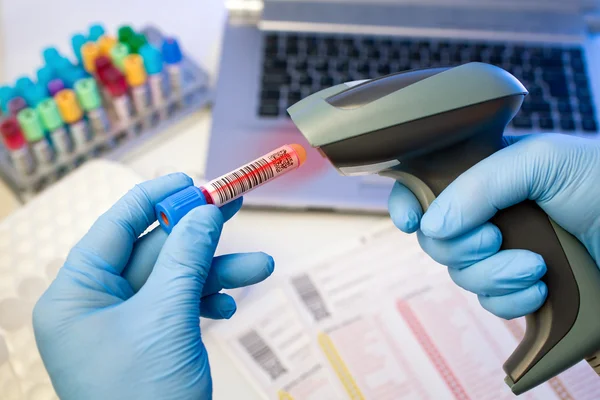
[0,23,211,201]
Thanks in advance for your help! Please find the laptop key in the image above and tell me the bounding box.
[321,76,334,87]
[580,102,595,116]
[558,100,573,113]
[262,74,291,85]
[560,118,576,131]
[259,103,280,117]
[512,116,533,129]
[572,58,586,72]
[314,60,329,72]
[264,58,288,73]
[539,117,555,130]
[577,87,592,100]
[298,74,313,85]
[288,90,302,103]
[549,82,569,98]
[378,64,391,75]
[582,118,598,132]
[261,89,280,101]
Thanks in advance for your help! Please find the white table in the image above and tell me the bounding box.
[0,2,388,398]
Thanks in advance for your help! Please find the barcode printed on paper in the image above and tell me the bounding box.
[208,158,274,204]
[291,274,331,322]
[268,149,294,173]
[239,330,287,380]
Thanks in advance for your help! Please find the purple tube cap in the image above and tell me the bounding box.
[48,79,65,97]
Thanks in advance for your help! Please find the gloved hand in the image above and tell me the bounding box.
[388,133,600,319]
[33,173,275,400]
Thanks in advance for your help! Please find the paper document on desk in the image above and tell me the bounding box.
[210,221,600,399]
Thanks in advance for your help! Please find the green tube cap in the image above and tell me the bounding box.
[74,78,101,111]
[37,99,64,132]
[118,25,135,43]
[129,33,148,53]
[17,108,45,142]
[110,43,130,71]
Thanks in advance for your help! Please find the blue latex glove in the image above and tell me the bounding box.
[33,173,275,400]
[388,133,600,319]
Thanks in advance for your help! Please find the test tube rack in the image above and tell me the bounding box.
[0,26,213,202]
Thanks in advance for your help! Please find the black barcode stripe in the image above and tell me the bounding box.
[209,158,275,204]
[239,330,287,380]
[291,274,330,322]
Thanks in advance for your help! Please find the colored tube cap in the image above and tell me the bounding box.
[71,34,88,63]
[8,97,27,116]
[98,35,117,56]
[118,25,135,43]
[74,78,101,111]
[37,99,64,132]
[155,186,207,233]
[55,89,83,123]
[124,54,147,86]
[0,86,17,113]
[23,84,48,107]
[162,38,183,64]
[139,44,163,74]
[81,42,100,73]
[62,67,89,88]
[103,67,128,97]
[15,76,35,96]
[17,108,45,142]
[51,56,73,74]
[47,79,65,97]
[36,66,55,87]
[128,33,147,53]
[95,56,113,79]
[42,47,61,64]
[0,118,26,150]
[89,24,105,41]
[110,43,130,71]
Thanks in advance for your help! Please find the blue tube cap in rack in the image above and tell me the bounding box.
[62,67,89,88]
[71,34,88,63]
[15,77,35,96]
[155,186,207,233]
[36,66,55,88]
[139,44,163,74]
[161,38,182,64]
[0,86,16,113]
[89,24,105,41]
[42,47,61,64]
[23,85,48,107]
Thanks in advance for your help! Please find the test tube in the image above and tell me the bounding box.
[71,33,88,64]
[110,43,130,72]
[75,78,111,137]
[47,79,65,97]
[155,144,307,233]
[140,44,167,120]
[55,89,91,153]
[118,25,135,44]
[95,56,114,104]
[37,98,72,160]
[42,47,61,65]
[8,97,27,116]
[22,85,48,108]
[17,108,55,167]
[0,118,35,176]
[0,86,17,114]
[124,54,151,129]
[89,24,105,41]
[162,38,183,109]
[81,42,100,75]
[103,66,133,127]
[98,35,117,57]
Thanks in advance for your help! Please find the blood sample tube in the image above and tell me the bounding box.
[156,144,307,233]
[103,66,133,126]
[75,78,110,137]
[71,33,88,64]
[81,42,100,75]
[140,44,167,120]
[161,38,183,108]
[0,117,35,176]
[123,54,150,129]
[55,89,91,153]
[17,108,55,167]
[8,97,27,116]
[37,98,72,160]
[89,23,105,41]
[110,43,130,72]
[98,35,118,57]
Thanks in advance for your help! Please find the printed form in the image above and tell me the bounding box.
[210,222,600,399]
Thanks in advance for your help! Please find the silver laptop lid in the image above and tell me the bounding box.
[228,0,598,39]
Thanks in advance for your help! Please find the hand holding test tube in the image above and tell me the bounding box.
[156,144,307,233]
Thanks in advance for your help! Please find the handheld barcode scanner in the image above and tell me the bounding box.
[287,62,600,395]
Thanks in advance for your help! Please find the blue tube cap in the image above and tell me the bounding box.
[0,86,16,113]
[71,34,88,63]
[23,84,48,107]
[61,67,89,88]
[42,47,61,64]
[15,76,35,96]
[89,24,105,41]
[36,66,55,87]
[155,186,207,233]
[161,37,182,65]
[139,44,163,74]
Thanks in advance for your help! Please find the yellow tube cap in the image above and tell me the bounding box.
[98,35,117,56]
[123,54,147,86]
[55,89,83,123]
[81,42,100,73]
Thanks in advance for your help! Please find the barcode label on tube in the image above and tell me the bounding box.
[291,274,331,322]
[239,330,287,380]
[205,145,299,206]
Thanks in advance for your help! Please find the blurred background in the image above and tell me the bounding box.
[1,0,600,399]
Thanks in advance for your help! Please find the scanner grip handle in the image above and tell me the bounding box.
[380,168,600,394]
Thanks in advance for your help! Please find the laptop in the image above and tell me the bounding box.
[206,0,600,213]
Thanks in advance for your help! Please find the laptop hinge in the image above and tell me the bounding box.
[226,0,264,25]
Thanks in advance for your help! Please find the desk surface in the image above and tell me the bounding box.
[0,2,389,398]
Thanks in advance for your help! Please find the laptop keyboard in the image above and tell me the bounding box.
[259,32,598,134]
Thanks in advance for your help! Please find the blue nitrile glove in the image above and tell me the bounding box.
[32,173,274,400]
[388,133,600,319]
